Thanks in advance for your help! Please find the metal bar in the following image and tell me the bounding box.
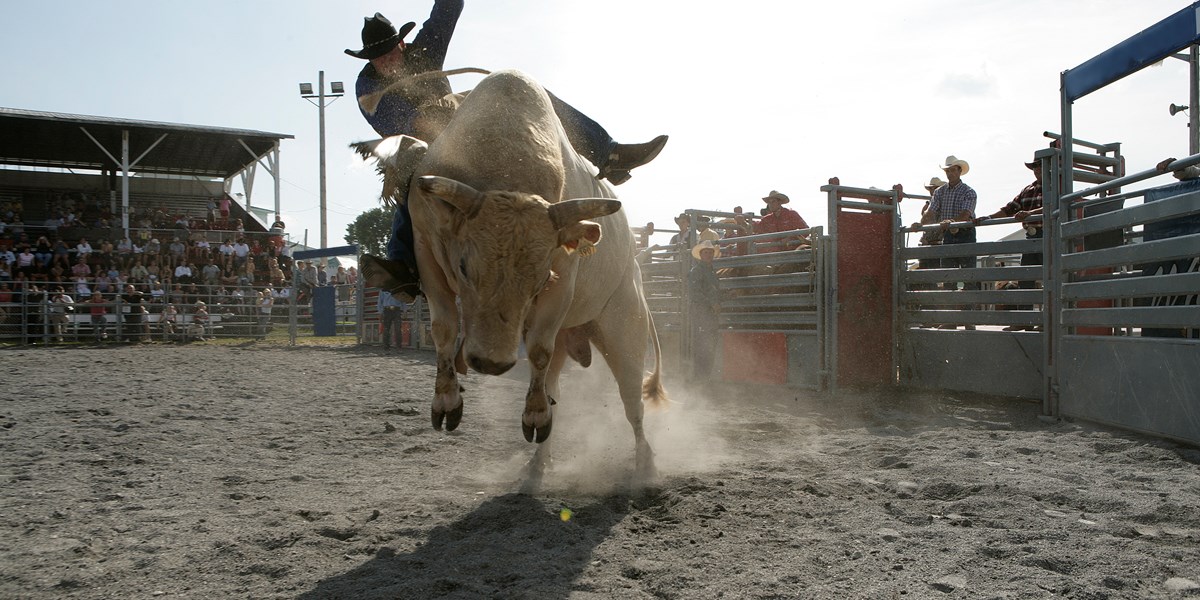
[722,293,816,309]
[1060,191,1200,238]
[719,273,812,289]
[901,239,1042,260]
[1059,233,1200,271]
[902,289,1044,304]
[904,266,1041,283]
[1063,153,1200,202]
[1062,270,1200,300]
[903,311,1042,326]
[720,312,819,325]
[1062,306,1200,328]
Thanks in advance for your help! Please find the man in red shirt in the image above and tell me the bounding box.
[755,190,809,250]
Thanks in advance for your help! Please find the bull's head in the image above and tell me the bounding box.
[417,175,620,375]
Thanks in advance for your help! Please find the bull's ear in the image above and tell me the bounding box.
[547,198,621,229]
[558,220,602,255]
[416,175,484,219]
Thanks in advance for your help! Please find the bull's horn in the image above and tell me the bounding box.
[547,199,622,229]
[417,175,483,218]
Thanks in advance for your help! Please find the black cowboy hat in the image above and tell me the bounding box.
[345,13,416,60]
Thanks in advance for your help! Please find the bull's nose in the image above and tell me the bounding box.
[468,355,515,375]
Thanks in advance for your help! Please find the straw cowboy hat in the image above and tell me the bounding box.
[924,176,947,191]
[691,240,721,260]
[940,155,970,175]
[345,13,416,60]
[762,190,790,204]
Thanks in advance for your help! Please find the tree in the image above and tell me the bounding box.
[344,207,392,257]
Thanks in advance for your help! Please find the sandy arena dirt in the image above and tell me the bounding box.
[3,344,1199,599]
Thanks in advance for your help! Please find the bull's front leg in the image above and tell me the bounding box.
[521,342,554,443]
[430,314,463,431]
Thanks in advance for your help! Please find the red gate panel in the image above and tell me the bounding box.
[836,209,893,387]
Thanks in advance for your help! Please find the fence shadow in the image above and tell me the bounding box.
[297,492,630,599]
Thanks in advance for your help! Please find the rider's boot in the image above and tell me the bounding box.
[598,135,669,185]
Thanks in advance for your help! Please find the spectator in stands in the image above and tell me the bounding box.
[238,260,255,289]
[8,215,24,237]
[232,237,250,269]
[201,260,220,288]
[975,154,1044,331]
[87,291,107,341]
[0,260,11,284]
[144,237,162,257]
[16,246,36,278]
[121,284,145,342]
[1,246,15,272]
[190,236,211,264]
[377,289,406,351]
[73,276,91,299]
[207,197,218,223]
[149,280,166,304]
[174,261,194,285]
[219,195,231,221]
[116,237,134,268]
[169,283,186,307]
[130,258,150,285]
[923,155,978,329]
[48,261,66,285]
[218,239,235,269]
[94,269,113,296]
[188,301,211,342]
[145,256,162,284]
[317,264,329,287]
[76,237,93,261]
[687,240,722,381]
[33,235,53,269]
[97,238,114,269]
[756,190,810,250]
[52,239,71,269]
[160,302,179,340]
[233,219,245,235]
[256,290,274,337]
[347,266,359,286]
[48,287,74,342]
[268,258,285,288]
[167,237,186,269]
[218,265,237,288]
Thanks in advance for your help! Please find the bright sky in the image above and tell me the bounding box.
[2,1,1195,246]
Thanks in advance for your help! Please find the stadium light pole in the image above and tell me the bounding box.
[299,71,344,249]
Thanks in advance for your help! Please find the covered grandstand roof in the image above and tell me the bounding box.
[0,107,293,179]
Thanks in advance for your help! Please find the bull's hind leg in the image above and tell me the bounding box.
[593,305,657,482]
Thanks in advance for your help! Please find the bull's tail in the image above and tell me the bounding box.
[641,311,669,409]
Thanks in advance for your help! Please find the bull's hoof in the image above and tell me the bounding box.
[432,407,444,430]
[444,404,463,431]
[522,419,553,443]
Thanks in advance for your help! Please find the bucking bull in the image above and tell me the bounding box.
[353,70,667,481]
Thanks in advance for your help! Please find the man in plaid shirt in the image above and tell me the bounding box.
[977,157,1044,330]
[923,155,978,328]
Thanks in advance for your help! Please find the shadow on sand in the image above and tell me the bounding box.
[297,492,630,599]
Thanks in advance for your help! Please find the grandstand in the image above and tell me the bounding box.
[0,107,293,244]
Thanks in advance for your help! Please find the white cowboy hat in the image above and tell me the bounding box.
[762,190,790,204]
[924,176,947,190]
[940,155,970,175]
[691,240,721,260]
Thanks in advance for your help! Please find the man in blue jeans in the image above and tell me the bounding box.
[924,155,978,329]
[346,0,668,300]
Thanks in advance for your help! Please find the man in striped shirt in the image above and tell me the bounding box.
[923,155,978,328]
